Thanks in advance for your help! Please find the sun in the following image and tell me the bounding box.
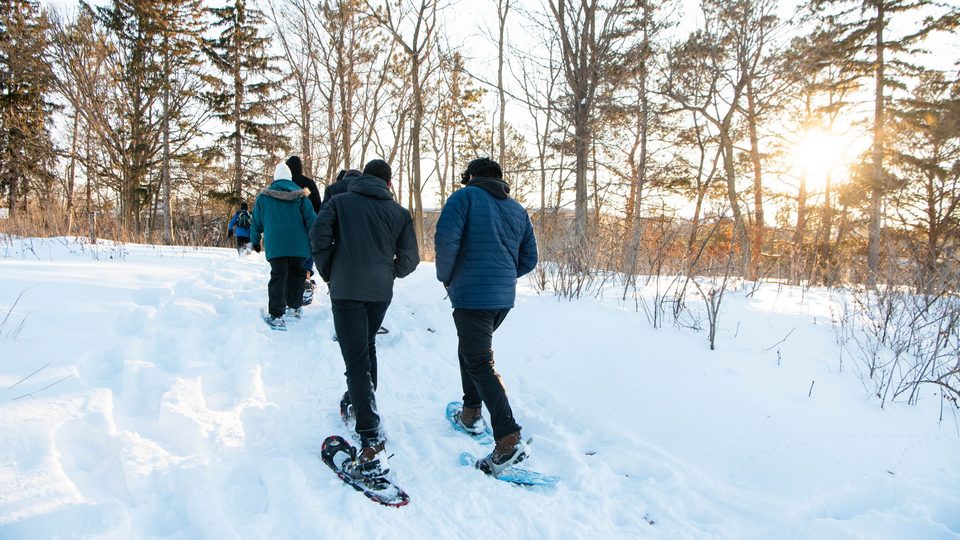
[789,128,849,191]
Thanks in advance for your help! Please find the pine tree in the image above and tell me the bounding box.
[96,0,164,232]
[0,0,56,217]
[204,0,286,204]
[809,0,960,286]
[152,0,205,244]
[889,72,960,292]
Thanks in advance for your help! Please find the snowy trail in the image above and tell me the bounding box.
[1,238,958,539]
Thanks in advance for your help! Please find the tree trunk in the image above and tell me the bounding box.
[866,2,885,288]
[162,41,173,246]
[410,54,425,247]
[67,113,80,236]
[496,0,509,165]
[720,130,750,275]
[232,6,244,201]
[746,80,763,281]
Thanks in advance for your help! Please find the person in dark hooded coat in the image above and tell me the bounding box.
[286,155,323,301]
[434,157,538,477]
[323,168,362,206]
[309,158,419,479]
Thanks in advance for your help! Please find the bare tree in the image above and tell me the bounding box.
[367,0,441,247]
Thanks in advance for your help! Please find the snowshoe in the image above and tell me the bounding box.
[320,435,408,507]
[302,279,315,306]
[445,401,493,445]
[261,308,286,331]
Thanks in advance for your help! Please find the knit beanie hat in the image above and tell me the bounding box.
[274,162,292,181]
[363,159,392,182]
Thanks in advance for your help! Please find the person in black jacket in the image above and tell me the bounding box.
[309,158,419,478]
[322,168,362,205]
[286,156,323,301]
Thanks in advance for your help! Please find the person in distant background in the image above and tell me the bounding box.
[434,157,538,477]
[322,168,362,205]
[250,162,317,331]
[286,156,322,305]
[227,202,252,256]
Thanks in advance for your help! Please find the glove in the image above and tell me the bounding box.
[227,230,233,238]
[252,243,261,253]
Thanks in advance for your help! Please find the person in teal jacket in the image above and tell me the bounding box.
[250,162,317,329]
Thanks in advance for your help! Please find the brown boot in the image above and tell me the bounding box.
[346,440,390,478]
[458,405,485,434]
[478,431,529,477]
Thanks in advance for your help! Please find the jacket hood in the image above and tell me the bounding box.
[261,179,309,201]
[348,175,394,200]
[285,156,303,177]
[466,177,510,200]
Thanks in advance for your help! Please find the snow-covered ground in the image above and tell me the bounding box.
[0,236,957,540]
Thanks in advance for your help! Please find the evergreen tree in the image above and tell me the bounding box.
[808,0,960,286]
[889,72,960,292]
[152,0,205,244]
[203,0,286,203]
[95,0,164,232]
[0,0,56,217]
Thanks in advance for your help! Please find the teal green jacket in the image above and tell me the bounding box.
[250,179,317,260]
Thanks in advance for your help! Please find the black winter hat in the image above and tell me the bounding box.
[240,202,248,211]
[286,155,304,176]
[461,157,503,183]
[345,169,362,178]
[363,159,392,182]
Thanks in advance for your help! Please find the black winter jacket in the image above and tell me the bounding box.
[322,170,361,207]
[309,175,420,302]
[286,157,322,212]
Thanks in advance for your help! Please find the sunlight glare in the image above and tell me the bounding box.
[791,129,847,190]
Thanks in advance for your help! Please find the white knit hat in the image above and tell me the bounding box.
[274,162,292,181]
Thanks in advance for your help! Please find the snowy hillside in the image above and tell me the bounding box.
[0,237,958,539]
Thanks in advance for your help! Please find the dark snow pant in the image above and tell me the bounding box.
[453,308,521,440]
[236,236,250,255]
[332,298,390,444]
[267,257,307,318]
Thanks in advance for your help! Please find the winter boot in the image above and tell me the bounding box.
[302,279,316,306]
[454,405,486,435]
[477,431,529,477]
[285,306,303,319]
[264,314,286,331]
[339,391,354,424]
[344,439,389,479]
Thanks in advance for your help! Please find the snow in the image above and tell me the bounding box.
[0,236,958,539]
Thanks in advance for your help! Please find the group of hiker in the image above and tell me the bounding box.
[227,156,539,480]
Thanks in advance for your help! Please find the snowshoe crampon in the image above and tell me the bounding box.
[445,401,493,445]
[320,435,409,507]
[459,448,559,488]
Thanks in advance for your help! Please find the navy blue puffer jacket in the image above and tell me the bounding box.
[434,178,538,309]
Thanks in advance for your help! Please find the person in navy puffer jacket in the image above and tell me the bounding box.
[434,157,538,477]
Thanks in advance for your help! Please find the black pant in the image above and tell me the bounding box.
[236,236,250,255]
[453,308,521,440]
[267,257,306,317]
[332,298,390,444]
